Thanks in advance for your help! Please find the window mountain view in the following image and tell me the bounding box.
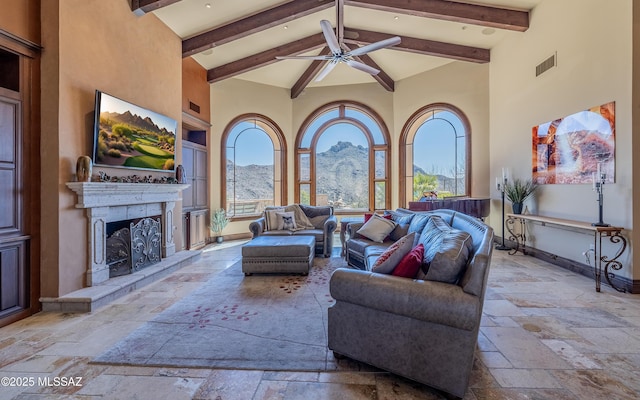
[227,141,463,213]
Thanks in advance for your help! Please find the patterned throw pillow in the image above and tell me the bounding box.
[392,244,424,278]
[276,211,297,231]
[356,214,397,243]
[371,232,416,274]
[264,206,286,231]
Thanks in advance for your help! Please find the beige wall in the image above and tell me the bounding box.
[489,0,634,278]
[210,79,293,236]
[395,62,491,203]
[40,0,182,296]
[211,64,490,235]
[0,0,40,44]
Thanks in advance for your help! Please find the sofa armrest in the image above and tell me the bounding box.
[324,215,338,235]
[249,217,266,238]
[346,222,364,237]
[330,268,479,331]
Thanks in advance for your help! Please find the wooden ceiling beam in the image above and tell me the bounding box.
[207,34,327,83]
[130,0,181,16]
[291,47,330,99]
[341,43,394,92]
[343,28,490,63]
[353,53,394,91]
[183,0,334,57]
[345,0,529,31]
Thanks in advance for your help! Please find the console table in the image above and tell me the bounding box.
[505,213,627,293]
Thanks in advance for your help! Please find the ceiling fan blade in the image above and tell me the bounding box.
[315,60,338,82]
[320,20,341,55]
[348,36,401,57]
[276,55,332,60]
[345,59,380,75]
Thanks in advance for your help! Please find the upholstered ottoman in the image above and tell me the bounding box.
[242,235,315,276]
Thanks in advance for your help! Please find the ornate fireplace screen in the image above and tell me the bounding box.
[130,217,162,271]
[106,216,161,278]
[106,227,132,278]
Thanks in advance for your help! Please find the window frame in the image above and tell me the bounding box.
[220,113,287,221]
[399,103,471,206]
[295,101,390,213]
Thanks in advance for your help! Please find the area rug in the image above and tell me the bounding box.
[93,256,350,371]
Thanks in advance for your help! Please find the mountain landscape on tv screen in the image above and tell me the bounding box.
[96,110,176,171]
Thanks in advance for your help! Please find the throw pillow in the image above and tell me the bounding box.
[356,214,397,243]
[417,215,449,252]
[424,228,473,284]
[276,211,297,231]
[371,232,416,274]
[264,206,285,231]
[392,243,424,278]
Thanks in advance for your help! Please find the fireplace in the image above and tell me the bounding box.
[106,216,162,278]
[66,182,190,286]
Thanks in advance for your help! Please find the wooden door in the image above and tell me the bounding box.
[0,40,40,327]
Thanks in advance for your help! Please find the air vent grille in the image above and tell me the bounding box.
[536,53,556,77]
[189,101,200,114]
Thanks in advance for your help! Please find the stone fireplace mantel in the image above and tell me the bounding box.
[66,182,190,286]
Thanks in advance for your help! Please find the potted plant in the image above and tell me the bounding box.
[211,208,229,243]
[504,178,538,214]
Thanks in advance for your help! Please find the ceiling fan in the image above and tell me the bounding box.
[275,0,401,82]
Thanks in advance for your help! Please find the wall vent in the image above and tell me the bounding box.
[189,101,201,114]
[536,53,556,77]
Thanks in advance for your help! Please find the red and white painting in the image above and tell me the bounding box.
[532,101,615,184]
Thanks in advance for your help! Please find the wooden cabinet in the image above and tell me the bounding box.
[182,141,208,210]
[189,209,207,249]
[182,209,207,250]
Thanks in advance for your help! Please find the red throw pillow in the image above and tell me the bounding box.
[392,244,424,278]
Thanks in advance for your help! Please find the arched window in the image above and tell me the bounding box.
[221,114,286,219]
[295,102,390,212]
[400,104,470,206]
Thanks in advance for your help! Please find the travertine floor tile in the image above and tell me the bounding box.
[489,368,563,388]
[1,243,640,400]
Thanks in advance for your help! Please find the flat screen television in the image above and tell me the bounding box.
[92,90,177,172]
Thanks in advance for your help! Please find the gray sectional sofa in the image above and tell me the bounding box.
[328,209,494,398]
[248,204,337,258]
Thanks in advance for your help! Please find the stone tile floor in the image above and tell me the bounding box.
[1,241,639,399]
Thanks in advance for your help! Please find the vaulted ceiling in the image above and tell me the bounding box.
[132,0,541,98]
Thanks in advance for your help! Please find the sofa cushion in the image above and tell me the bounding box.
[261,230,293,237]
[392,243,424,278]
[416,216,448,251]
[275,211,297,231]
[357,214,397,243]
[407,213,431,236]
[371,232,415,274]
[299,204,332,229]
[386,212,414,241]
[292,229,324,242]
[416,216,474,284]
